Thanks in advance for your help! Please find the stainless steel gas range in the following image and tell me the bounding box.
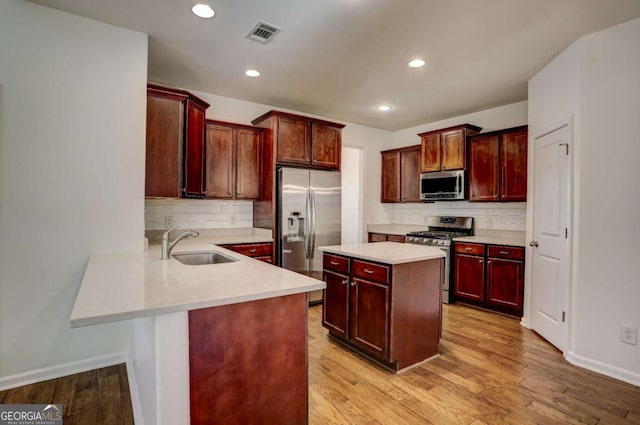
[406,216,474,303]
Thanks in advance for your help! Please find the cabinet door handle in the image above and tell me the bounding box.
[479,259,483,264]
[228,191,232,196]
[465,247,472,251]
[350,281,356,287]
[499,251,509,254]
[249,249,257,253]
[363,269,374,274]
[341,279,348,285]
[330,261,339,266]
[487,260,492,264]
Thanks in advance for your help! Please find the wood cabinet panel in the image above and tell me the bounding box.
[145,93,183,197]
[469,135,500,201]
[368,233,388,243]
[188,294,307,424]
[454,254,485,302]
[468,126,528,202]
[419,124,481,173]
[277,116,310,165]
[312,123,341,169]
[387,235,406,243]
[184,102,206,197]
[224,242,272,257]
[420,133,441,172]
[400,146,421,202]
[381,151,401,203]
[487,245,525,260]
[487,258,524,310]
[205,124,234,199]
[235,129,261,199]
[352,260,390,284]
[454,242,485,256]
[349,278,389,356]
[322,270,349,338]
[441,129,465,170]
[501,130,528,201]
[323,254,350,274]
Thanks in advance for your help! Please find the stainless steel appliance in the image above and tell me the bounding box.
[405,216,473,303]
[420,170,465,201]
[276,167,341,304]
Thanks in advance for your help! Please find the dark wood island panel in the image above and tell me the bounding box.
[188,293,308,425]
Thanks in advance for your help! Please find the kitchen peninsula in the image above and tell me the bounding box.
[319,242,445,372]
[71,235,324,424]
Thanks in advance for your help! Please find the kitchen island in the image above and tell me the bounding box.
[72,236,324,425]
[319,242,445,372]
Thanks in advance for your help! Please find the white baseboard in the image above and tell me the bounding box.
[565,350,640,387]
[0,352,128,391]
[520,317,530,328]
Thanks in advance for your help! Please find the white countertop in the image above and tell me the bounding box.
[453,230,526,247]
[367,223,429,236]
[319,242,445,265]
[71,237,324,328]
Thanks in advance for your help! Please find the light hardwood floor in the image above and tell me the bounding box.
[1,304,638,424]
[309,303,640,425]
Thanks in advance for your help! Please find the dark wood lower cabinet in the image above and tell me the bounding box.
[189,293,308,425]
[453,242,525,317]
[368,232,406,243]
[220,242,273,263]
[322,253,442,372]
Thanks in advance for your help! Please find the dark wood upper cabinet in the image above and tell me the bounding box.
[145,84,209,198]
[500,129,528,201]
[381,150,401,203]
[205,120,262,200]
[312,123,342,169]
[468,126,528,202]
[381,145,420,203]
[276,115,309,165]
[419,124,481,173]
[252,110,344,171]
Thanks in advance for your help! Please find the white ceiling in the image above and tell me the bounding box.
[27,0,640,130]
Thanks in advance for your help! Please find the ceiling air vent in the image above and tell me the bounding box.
[246,21,281,44]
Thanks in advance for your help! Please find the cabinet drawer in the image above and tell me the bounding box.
[454,242,485,256]
[368,233,387,243]
[488,245,524,260]
[225,243,272,257]
[387,235,406,243]
[352,260,390,285]
[323,254,350,274]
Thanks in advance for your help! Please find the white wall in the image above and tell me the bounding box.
[341,147,364,244]
[0,0,147,382]
[529,17,640,385]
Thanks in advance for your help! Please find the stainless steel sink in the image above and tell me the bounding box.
[172,251,238,265]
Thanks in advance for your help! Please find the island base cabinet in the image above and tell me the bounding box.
[189,293,308,425]
[322,254,442,372]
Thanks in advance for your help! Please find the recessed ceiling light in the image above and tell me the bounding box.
[245,69,261,78]
[377,105,392,112]
[192,4,215,18]
[408,59,425,68]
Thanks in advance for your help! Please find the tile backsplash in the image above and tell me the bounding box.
[145,199,253,230]
[381,202,526,231]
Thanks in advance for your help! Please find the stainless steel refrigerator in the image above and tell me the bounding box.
[276,167,341,304]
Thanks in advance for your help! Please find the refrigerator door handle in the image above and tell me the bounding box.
[309,188,317,259]
[304,189,311,259]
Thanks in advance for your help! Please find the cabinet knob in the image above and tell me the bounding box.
[350,281,356,287]
[479,259,483,264]
[249,249,257,253]
[228,191,232,196]
[341,279,348,285]
[465,247,472,251]
[487,260,492,264]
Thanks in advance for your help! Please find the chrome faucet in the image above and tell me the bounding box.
[161,228,200,259]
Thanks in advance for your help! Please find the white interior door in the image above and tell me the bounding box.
[530,124,571,350]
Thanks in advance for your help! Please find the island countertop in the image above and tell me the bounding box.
[319,242,445,264]
[71,238,325,328]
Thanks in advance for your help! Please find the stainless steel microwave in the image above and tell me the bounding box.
[420,170,465,201]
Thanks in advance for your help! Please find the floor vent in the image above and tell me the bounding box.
[246,21,281,43]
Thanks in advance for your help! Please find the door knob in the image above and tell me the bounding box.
[529,241,539,247]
